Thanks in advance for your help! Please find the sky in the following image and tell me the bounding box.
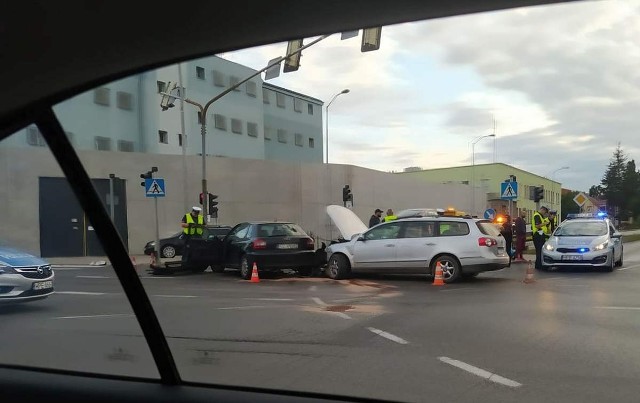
[221,0,640,192]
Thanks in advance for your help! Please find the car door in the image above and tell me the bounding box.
[394,221,437,273]
[352,222,403,269]
[222,223,251,268]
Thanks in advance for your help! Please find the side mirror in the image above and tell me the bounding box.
[612,233,622,239]
[353,234,365,241]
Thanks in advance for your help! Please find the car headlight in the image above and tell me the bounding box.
[544,244,555,251]
[594,241,608,251]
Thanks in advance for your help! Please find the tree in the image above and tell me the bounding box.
[561,190,580,219]
[589,185,603,197]
[600,143,627,216]
[621,159,640,220]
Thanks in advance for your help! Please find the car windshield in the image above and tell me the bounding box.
[556,221,608,237]
[3,1,640,402]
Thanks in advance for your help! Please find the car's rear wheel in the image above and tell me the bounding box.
[161,245,176,259]
[240,255,252,280]
[326,254,350,280]
[432,255,461,283]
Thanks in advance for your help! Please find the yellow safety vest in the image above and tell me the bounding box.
[532,212,550,235]
[184,213,204,235]
[383,215,397,222]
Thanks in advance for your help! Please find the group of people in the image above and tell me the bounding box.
[369,208,397,227]
[511,206,557,268]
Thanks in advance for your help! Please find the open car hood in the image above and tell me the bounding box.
[326,205,368,240]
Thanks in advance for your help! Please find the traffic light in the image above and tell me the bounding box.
[283,39,303,73]
[534,186,544,202]
[199,192,205,205]
[140,171,152,187]
[209,194,219,218]
[342,185,353,207]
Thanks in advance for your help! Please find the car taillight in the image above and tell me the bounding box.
[478,237,497,247]
[252,238,267,250]
[305,238,315,250]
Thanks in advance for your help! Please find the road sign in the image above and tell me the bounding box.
[145,178,165,198]
[500,181,518,200]
[573,192,587,207]
[484,208,496,220]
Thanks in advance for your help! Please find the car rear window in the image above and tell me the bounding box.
[476,220,502,236]
[256,223,307,237]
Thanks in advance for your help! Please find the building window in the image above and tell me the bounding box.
[197,111,203,124]
[26,126,46,146]
[263,88,270,104]
[276,93,286,108]
[177,133,183,147]
[294,98,303,113]
[246,81,257,97]
[93,87,110,106]
[158,130,168,144]
[231,118,243,134]
[295,133,303,146]
[212,70,225,87]
[157,81,166,93]
[118,140,134,152]
[116,91,133,110]
[214,114,227,131]
[196,66,205,79]
[95,136,112,151]
[308,137,315,148]
[308,103,314,115]
[229,76,240,91]
[277,129,287,143]
[264,126,273,141]
[247,122,258,137]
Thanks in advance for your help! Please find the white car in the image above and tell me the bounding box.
[0,246,55,302]
[542,215,623,271]
[325,205,510,283]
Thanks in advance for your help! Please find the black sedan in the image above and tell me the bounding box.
[143,225,232,258]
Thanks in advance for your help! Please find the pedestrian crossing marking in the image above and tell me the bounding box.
[502,183,515,198]
[145,178,166,198]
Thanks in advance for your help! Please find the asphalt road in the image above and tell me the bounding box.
[3,244,640,402]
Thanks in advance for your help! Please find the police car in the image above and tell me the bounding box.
[0,245,55,302]
[542,212,623,271]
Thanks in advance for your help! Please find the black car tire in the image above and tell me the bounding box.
[240,255,252,280]
[432,255,461,284]
[161,245,177,259]
[615,249,623,267]
[326,254,350,280]
[604,252,614,272]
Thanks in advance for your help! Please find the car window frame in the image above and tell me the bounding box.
[400,220,435,239]
[364,221,403,241]
[437,221,471,237]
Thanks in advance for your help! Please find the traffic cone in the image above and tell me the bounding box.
[250,262,260,283]
[523,261,536,284]
[433,262,445,286]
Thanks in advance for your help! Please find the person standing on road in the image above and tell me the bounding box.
[181,206,204,238]
[548,210,558,233]
[383,209,397,222]
[369,209,383,228]
[500,212,513,264]
[514,210,527,261]
[532,206,550,270]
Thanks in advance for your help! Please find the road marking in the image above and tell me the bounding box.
[594,306,640,310]
[438,356,522,388]
[617,264,640,271]
[540,276,563,281]
[439,287,474,292]
[309,285,318,292]
[153,294,198,298]
[243,298,293,301]
[51,266,94,270]
[367,327,409,345]
[76,275,111,279]
[139,276,176,279]
[53,313,134,320]
[312,297,327,306]
[215,305,267,310]
[56,291,107,296]
[330,312,352,320]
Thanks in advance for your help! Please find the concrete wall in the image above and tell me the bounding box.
[0,147,485,257]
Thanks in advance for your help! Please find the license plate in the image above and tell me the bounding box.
[33,280,53,290]
[277,244,298,249]
[562,255,582,261]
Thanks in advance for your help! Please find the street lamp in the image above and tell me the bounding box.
[325,89,350,164]
[551,166,570,211]
[471,134,496,216]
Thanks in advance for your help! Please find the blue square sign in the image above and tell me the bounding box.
[500,181,518,200]
[145,178,166,198]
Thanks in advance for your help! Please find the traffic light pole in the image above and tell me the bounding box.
[154,197,162,265]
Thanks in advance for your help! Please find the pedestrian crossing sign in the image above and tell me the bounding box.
[145,178,166,198]
[500,181,518,200]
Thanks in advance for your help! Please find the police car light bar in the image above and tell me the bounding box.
[566,212,608,219]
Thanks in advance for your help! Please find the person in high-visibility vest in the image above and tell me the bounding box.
[181,206,204,237]
[383,209,397,222]
[532,206,550,270]
[548,210,559,233]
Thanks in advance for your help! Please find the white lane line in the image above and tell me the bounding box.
[617,264,640,271]
[76,275,111,279]
[309,285,318,292]
[329,312,352,320]
[594,306,640,311]
[311,297,327,306]
[56,291,107,296]
[153,295,198,298]
[438,356,522,388]
[367,327,409,345]
[439,287,474,292]
[539,276,563,281]
[243,298,293,301]
[53,313,134,320]
[139,276,176,279]
[215,305,267,310]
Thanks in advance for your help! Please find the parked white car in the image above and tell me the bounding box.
[325,205,510,283]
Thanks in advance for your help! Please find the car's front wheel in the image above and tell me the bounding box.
[615,249,624,267]
[604,252,615,272]
[326,254,350,280]
[432,255,461,283]
[240,255,252,280]
[161,245,176,259]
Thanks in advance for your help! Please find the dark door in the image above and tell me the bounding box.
[223,223,251,267]
[90,178,129,255]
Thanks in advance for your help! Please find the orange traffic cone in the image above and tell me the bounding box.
[250,262,260,283]
[433,262,445,286]
[523,261,536,284]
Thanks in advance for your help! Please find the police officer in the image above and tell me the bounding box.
[532,206,550,270]
[181,206,204,238]
[383,209,397,222]
[548,210,558,233]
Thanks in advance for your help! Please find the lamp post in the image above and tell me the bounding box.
[325,89,350,164]
[551,166,570,212]
[471,134,495,216]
